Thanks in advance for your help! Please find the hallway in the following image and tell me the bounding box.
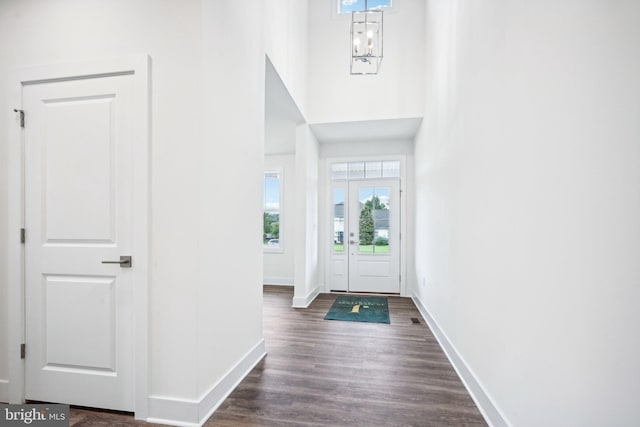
[69,286,485,426]
[2,2,639,425]
[207,286,486,426]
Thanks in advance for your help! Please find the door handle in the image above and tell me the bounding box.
[349,240,359,245]
[102,255,132,268]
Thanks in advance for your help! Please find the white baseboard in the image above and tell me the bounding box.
[147,396,200,427]
[292,286,320,308]
[411,292,510,427]
[147,339,266,426]
[263,277,294,286]
[0,379,8,403]
[196,339,266,424]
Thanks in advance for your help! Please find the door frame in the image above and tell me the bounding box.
[323,155,409,296]
[7,56,151,419]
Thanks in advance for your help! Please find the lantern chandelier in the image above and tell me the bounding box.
[350,0,384,75]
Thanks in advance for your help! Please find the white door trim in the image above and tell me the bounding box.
[7,55,151,419]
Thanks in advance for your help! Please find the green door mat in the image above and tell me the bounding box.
[324,295,390,324]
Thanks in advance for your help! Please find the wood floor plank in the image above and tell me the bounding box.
[69,286,487,426]
[206,286,486,427]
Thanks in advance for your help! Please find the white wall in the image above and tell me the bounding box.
[265,0,308,117]
[0,0,203,402]
[264,59,300,156]
[319,139,413,158]
[414,1,640,426]
[264,154,296,285]
[264,0,314,302]
[196,0,265,408]
[0,110,5,401]
[293,124,320,307]
[308,0,425,124]
[0,1,265,424]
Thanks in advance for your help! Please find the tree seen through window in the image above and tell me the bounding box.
[264,172,281,249]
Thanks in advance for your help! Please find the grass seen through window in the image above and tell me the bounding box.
[334,244,389,253]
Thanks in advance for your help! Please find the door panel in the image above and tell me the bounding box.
[44,276,116,371]
[24,74,134,411]
[44,95,116,243]
[355,261,390,277]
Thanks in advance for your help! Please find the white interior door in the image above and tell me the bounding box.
[23,73,135,411]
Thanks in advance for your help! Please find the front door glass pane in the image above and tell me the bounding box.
[333,188,345,252]
[358,186,390,254]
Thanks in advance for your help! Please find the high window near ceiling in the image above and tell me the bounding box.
[338,0,392,14]
[263,171,282,251]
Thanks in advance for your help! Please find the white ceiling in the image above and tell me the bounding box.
[309,117,423,144]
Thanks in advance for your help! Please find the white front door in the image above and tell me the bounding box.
[23,73,135,411]
[327,179,400,294]
[347,180,400,293]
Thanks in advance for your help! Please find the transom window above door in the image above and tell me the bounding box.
[331,160,400,180]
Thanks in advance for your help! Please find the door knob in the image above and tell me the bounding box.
[102,255,132,268]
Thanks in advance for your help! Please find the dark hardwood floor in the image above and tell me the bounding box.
[70,286,487,426]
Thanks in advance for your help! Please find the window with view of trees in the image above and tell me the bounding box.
[358,187,390,254]
[263,171,281,251]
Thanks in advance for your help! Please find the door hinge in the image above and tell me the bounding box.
[13,109,25,128]
[20,343,26,359]
[20,228,25,244]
